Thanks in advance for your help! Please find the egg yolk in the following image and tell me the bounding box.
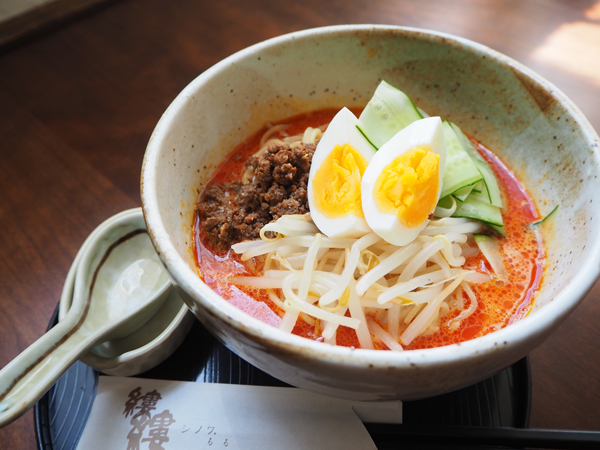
[374,147,440,228]
[312,143,369,218]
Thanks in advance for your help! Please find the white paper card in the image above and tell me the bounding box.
[76,376,402,450]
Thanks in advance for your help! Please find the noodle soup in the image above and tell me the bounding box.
[143,25,600,400]
[193,90,544,351]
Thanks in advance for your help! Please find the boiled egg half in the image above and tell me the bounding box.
[307,107,376,238]
[361,116,446,246]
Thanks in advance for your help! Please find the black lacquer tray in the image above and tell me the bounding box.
[35,306,531,450]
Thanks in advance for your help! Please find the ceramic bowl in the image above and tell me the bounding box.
[58,208,194,376]
[141,25,600,400]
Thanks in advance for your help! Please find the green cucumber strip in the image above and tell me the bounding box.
[437,195,454,209]
[474,180,486,193]
[450,122,502,208]
[467,180,491,204]
[453,195,504,227]
[356,80,422,150]
[469,182,506,235]
[474,159,503,207]
[490,224,506,236]
[440,121,483,199]
[452,183,476,202]
[530,205,559,227]
[356,123,379,150]
[473,234,508,280]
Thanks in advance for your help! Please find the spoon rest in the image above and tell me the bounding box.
[58,208,194,376]
[0,208,183,426]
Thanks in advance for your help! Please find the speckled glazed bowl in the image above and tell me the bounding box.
[141,25,600,400]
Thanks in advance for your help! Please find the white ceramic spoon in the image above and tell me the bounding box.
[0,208,172,427]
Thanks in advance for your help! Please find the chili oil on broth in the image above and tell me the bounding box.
[193,109,544,351]
[192,109,344,328]
[406,139,544,350]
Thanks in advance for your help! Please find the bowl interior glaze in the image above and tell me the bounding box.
[142,25,600,400]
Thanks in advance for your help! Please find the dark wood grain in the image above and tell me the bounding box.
[1,0,599,447]
[0,0,115,51]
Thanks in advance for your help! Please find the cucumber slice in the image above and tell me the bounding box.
[440,121,483,199]
[450,122,502,208]
[451,183,476,202]
[357,80,423,149]
[437,195,455,209]
[489,224,506,236]
[467,180,491,203]
[530,205,559,227]
[453,195,504,227]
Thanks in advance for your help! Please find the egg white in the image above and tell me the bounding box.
[307,107,376,238]
[361,116,447,246]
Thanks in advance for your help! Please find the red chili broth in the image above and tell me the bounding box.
[193,110,544,350]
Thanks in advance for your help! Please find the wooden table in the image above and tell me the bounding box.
[1,0,599,447]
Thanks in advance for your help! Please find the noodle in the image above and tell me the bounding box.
[227,119,491,347]
[231,212,487,348]
[194,108,544,351]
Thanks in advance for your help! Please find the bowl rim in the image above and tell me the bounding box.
[141,24,600,369]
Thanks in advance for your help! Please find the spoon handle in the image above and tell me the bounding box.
[0,316,97,427]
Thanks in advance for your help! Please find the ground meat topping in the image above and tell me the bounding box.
[196,142,315,253]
